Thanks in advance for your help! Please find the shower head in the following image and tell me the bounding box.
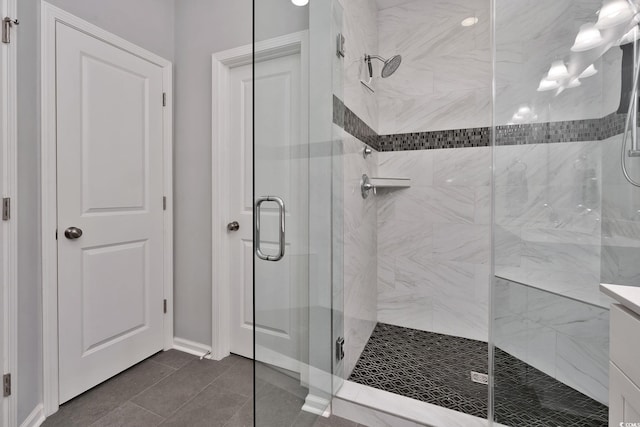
[381,55,402,78]
[365,54,403,78]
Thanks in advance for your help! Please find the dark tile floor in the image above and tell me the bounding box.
[349,323,608,427]
[42,350,362,427]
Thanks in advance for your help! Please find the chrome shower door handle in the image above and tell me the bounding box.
[255,196,286,262]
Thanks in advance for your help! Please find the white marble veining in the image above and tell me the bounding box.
[494,141,605,305]
[338,0,379,132]
[377,147,491,342]
[600,135,640,288]
[494,278,610,405]
[377,0,491,133]
[494,0,619,125]
[342,133,378,376]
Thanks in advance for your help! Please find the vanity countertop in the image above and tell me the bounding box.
[600,284,640,317]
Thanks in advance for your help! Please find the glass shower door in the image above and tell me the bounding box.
[253,1,338,425]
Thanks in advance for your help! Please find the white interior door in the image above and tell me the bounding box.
[56,22,166,404]
[227,51,309,368]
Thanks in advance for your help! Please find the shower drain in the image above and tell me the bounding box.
[471,371,489,385]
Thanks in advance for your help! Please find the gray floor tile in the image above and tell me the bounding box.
[255,383,305,427]
[151,349,198,369]
[43,359,175,427]
[101,359,177,400]
[161,384,249,427]
[91,402,164,427]
[213,356,253,398]
[255,363,308,400]
[223,399,253,427]
[312,415,359,427]
[132,356,238,417]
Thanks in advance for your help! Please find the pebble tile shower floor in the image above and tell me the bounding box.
[348,323,608,427]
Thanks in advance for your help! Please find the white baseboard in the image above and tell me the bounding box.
[301,393,331,416]
[172,337,213,359]
[20,404,45,427]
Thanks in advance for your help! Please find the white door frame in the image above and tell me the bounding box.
[40,2,174,416]
[211,31,309,361]
[1,0,18,424]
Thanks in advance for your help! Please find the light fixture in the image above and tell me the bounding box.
[518,106,531,115]
[567,78,582,88]
[547,60,570,80]
[596,0,634,29]
[579,64,598,78]
[291,0,309,6]
[461,17,479,27]
[616,26,640,45]
[537,78,560,92]
[571,23,604,51]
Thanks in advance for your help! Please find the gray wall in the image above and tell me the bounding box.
[173,0,308,345]
[16,0,174,424]
[17,0,41,422]
[47,0,175,61]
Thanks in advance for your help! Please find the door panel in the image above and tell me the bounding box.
[228,52,306,362]
[56,22,165,403]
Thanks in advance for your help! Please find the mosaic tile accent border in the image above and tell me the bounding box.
[333,95,630,151]
[333,95,380,150]
[348,323,608,426]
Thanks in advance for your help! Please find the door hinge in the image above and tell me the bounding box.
[3,374,11,397]
[162,92,167,107]
[2,198,10,221]
[336,337,345,361]
[163,299,167,314]
[163,196,167,211]
[2,17,19,44]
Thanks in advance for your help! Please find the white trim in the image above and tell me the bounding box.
[302,394,332,416]
[1,0,19,424]
[18,404,45,427]
[172,338,213,360]
[40,2,174,415]
[211,30,309,361]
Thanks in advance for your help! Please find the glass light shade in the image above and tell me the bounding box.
[291,0,309,5]
[571,23,603,52]
[616,26,640,45]
[567,78,582,88]
[518,106,531,115]
[596,0,634,29]
[461,17,479,27]
[537,78,560,91]
[579,64,598,79]
[547,60,570,80]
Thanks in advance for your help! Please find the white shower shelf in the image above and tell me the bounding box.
[370,177,411,189]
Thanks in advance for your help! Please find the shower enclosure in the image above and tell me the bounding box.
[251,0,640,426]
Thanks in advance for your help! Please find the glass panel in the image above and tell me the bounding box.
[492,0,640,424]
[253,1,339,425]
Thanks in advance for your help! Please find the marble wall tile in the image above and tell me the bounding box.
[376,148,491,342]
[342,134,378,376]
[339,0,379,132]
[493,278,610,405]
[377,0,491,134]
[433,146,492,187]
[556,334,609,405]
[433,224,491,265]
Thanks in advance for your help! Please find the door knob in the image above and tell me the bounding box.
[227,221,240,232]
[64,227,83,240]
